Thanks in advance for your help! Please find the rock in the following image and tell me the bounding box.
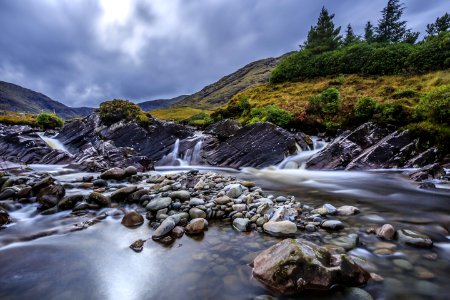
[121,211,144,227]
[189,207,206,219]
[323,203,337,214]
[169,190,191,202]
[241,181,256,188]
[232,204,246,212]
[215,196,232,205]
[376,224,395,240]
[0,188,15,200]
[124,166,138,177]
[37,184,65,209]
[305,224,316,232]
[263,221,297,237]
[392,259,413,270]
[321,220,344,230]
[270,207,287,222]
[253,295,278,300]
[185,218,206,234]
[152,217,176,240]
[171,226,185,238]
[93,179,108,188]
[224,184,244,198]
[256,216,269,227]
[110,186,138,202]
[336,205,360,216]
[146,197,172,211]
[32,176,54,193]
[252,238,371,294]
[341,287,373,300]
[330,233,359,251]
[129,239,146,252]
[16,186,32,198]
[88,192,111,207]
[58,194,85,210]
[275,196,288,202]
[0,209,11,226]
[189,198,205,206]
[396,229,433,248]
[204,119,242,140]
[233,218,250,231]
[100,167,127,180]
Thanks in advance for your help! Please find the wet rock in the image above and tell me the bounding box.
[93,179,108,188]
[129,239,146,252]
[321,220,344,230]
[252,238,371,294]
[0,209,11,226]
[146,197,172,211]
[16,186,32,198]
[263,221,297,237]
[392,259,413,270]
[58,194,85,210]
[100,167,126,180]
[189,198,205,206]
[32,176,54,193]
[152,217,176,240]
[204,119,242,140]
[376,224,395,240]
[275,196,288,203]
[170,190,191,202]
[215,196,232,205]
[254,295,278,300]
[0,188,15,200]
[37,184,65,209]
[185,218,206,234]
[124,166,138,177]
[256,216,269,227]
[189,207,206,219]
[323,203,337,215]
[396,229,433,248]
[110,186,138,202]
[88,192,111,207]
[336,205,360,216]
[341,287,373,300]
[305,224,316,232]
[171,226,185,238]
[224,184,244,198]
[330,233,359,251]
[121,211,144,227]
[233,218,250,231]
[232,204,246,212]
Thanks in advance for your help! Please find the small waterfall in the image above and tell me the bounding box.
[171,139,180,160]
[37,132,71,154]
[190,140,203,164]
[278,136,328,169]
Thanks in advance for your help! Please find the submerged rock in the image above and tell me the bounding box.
[396,229,433,248]
[336,206,360,216]
[252,238,371,295]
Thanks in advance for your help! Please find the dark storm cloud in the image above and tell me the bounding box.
[0,0,447,107]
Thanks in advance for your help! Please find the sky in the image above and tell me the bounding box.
[0,0,447,108]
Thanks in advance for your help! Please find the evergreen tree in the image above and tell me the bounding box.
[375,0,412,43]
[343,24,359,45]
[364,21,375,43]
[426,13,450,36]
[304,6,341,54]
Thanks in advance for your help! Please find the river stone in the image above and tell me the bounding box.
[256,216,269,227]
[32,176,54,193]
[263,221,297,237]
[215,196,232,205]
[275,196,288,202]
[321,220,344,230]
[224,184,244,198]
[189,197,205,206]
[16,186,32,198]
[0,188,15,200]
[0,209,11,226]
[376,224,395,240]
[58,194,85,210]
[124,166,138,177]
[93,179,108,188]
[233,218,250,231]
[336,205,360,216]
[152,217,176,240]
[171,226,185,238]
[146,197,172,211]
[88,192,111,207]
[185,218,206,234]
[252,238,371,294]
[121,211,144,227]
[129,239,145,252]
[396,229,433,248]
[342,287,373,300]
[330,233,359,251]
[100,167,127,180]
[37,184,65,209]
[170,190,191,202]
[232,204,246,212]
[323,204,337,214]
[270,207,286,222]
[254,296,278,300]
[189,207,206,219]
[110,186,138,202]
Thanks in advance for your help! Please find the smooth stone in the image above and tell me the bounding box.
[321,220,344,230]
[110,186,138,202]
[254,295,278,300]
[88,192,111,207]
[233,218,250,231]
[100,167,126,180]
[241,181,256,188]
[396,229,433,248]
[330,233,359,251]
[37,184,65,209]
[93,179,108,188]
[336,205,360,216]
[274,196,288,202]
[392,259,413,270]
[376,224,395,240]
[146,197,172,211]
[58,194,84,210]
[124,166,138,176]
[189,198,205,206]
[341,287,373,300]
[215,196,232,205]
[129,239,146,252]
[263,221,297,237]
[270,207,286,222]
[152,217,176,240]
[169,190,191,202]
[256,216,269,227]
[171,226,185,238]
[121,211,144,227]
[189,207,206,219]
[323,203,337,214]
[232,204,246,212]
[0,209,11,226]
[185,218,206,234]
[305,224,316,232]
[224,184,244,198]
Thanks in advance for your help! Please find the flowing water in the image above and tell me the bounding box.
[1,137,450,299]
[37,132,72,154]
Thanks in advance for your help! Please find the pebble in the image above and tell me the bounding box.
[396,229,433,248]
[170,190,191,202]
[146,197,172,211]
[233,218,250,232]
[376,224,395,240]
[321,220,344,230]
[336,205,360,216]
[129,239,146,252]
[189,207,207,219]
[263,221,297,237]
[185,218,206,234]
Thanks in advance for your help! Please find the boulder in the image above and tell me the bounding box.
[204,119,242,140]
[88,192,111,207]
[376,224,395,240]
[37,184,65,209]
[185,218,207,234]
[58,194,85,210]
[263,221,297,237]
[100,168,127,180]
[252,238,371,294]
[121,211,144,227]
[110,186,138,202]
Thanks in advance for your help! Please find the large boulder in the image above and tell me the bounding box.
[204,119,242,140]
[37,184,65,209]
[252,239,371,295]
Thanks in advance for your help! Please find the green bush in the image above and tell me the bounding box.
[376,102,412,126]
[36,112,64,130]
[211,97,251,120]
[98,99,146,126]
[307,87,341,115]
[362,43,414,75]
[416,85,450,125]
[406,121,450,150]
[187,112,213,127]
[407,32,450,72]
[248,105,293,127]
[354,97,378,119]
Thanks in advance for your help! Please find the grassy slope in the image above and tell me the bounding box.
[225,70,450,116]
[151,107,213,121]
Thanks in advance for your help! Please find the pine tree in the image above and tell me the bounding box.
[364,21,375,43]
[343,24,359,45]
[376,0,410,43]
[426,13,450,36]
[304,6,341,54]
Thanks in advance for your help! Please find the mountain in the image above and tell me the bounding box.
[138,95,188,111]
[172,53,291,110]
[0,81,93,119]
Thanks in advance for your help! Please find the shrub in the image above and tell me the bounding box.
[36,112,64,130]
[211,97,251,121]
[248,105,293,127]
[354,97,378,119]
[392,89,419,99]
[362,43,414,75]
[416,85,450,125]
[98,99,145,126]
[406,121,450,150]
[187,112,213,127]
[407,32,450,72]
[376,102,412,126]
[307,87,341,115]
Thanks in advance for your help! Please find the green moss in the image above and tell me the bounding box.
[36,112,64,129]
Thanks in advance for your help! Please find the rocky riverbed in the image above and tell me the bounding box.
[1,164,449,299]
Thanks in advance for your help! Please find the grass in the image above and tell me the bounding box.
[151,107,213,122]
[0,110,37,127]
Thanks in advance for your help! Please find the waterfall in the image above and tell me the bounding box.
[37,132,71,154]
[171,139,180,160]
[278,136,328,169]
[190,140,203,164]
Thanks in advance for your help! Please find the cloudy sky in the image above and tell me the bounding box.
[0,0,447,107]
